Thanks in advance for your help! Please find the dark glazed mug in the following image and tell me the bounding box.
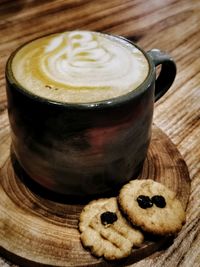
[5,35,176,197]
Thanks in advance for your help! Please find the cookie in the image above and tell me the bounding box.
[118,179,186,235]
[79,198,108,233]
[79,197,144,260]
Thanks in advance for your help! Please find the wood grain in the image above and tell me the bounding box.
[0,0,199,266]
[0,126,190,267]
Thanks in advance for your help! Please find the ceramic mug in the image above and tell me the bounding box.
[5,34,176,197]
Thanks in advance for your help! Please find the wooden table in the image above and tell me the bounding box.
[0,0,199,266]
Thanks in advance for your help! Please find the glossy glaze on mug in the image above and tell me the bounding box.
[6,80,154,195]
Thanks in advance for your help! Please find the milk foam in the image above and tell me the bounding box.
[12,31,149,103]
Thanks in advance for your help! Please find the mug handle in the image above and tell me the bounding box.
[147,49,176,102]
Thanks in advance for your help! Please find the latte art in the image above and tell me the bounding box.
[42,31,121,86]
[12,31,149,103]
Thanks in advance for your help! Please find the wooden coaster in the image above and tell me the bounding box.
[0,125,190,267]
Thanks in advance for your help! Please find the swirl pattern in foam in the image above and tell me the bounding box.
[12,31,149,103]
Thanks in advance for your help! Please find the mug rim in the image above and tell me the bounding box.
[6,31,156,109]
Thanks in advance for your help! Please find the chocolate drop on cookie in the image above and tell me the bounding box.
[137,195,153,209]
[100,211,118,225]
[151,195,166,208]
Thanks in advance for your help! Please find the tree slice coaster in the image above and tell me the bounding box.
[0,125,190,267]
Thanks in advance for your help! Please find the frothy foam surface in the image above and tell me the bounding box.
[12,31,149,103]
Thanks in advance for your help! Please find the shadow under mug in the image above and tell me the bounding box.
[5,34,176,197]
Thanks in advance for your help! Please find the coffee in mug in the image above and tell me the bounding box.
[6,30,176,196]
[11,31,149,103]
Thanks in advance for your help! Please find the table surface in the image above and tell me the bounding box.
[0,0,199,266]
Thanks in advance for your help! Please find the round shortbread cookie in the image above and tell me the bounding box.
[79,197,144,260]
[118,179,186,235]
